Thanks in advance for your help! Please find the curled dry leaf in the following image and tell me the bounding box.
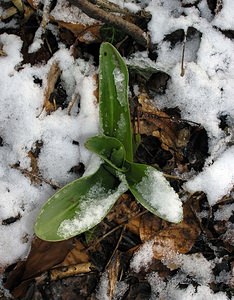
[215,0,223,14]
[1,6,18,20]
[42,61,61,114]
[0,47,7,57]
[4,237,73,298]
[106,253,121,300]
[11,0,24,12]
[50,262,92,281]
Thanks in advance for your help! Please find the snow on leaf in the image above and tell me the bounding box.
[126,163,183,223]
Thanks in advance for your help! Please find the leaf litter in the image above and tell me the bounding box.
[0,0,234,299]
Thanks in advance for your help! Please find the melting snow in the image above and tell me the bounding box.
[0,33,99,265]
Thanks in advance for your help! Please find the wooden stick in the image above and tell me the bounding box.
[68,0,149,48]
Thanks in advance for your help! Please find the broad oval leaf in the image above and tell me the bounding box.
[35,165,128,241]
[125,162,183,223]
[85,135,127,171]
[99,42,133,162]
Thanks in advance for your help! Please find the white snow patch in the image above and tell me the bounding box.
[214,202,234,221]
[173,253,214,284]
[185,147,234,205]
[212,0,234,30]
[130,240,154,272]
[113,67,126,107]
[50,0,98,25]
[146,0,234,206]
[148,272,230,300]
[0,33,99,266]
[96,272,109,300]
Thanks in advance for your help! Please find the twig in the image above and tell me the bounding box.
[11,164,60,189]
[90,0,151,19]
[105,226,125,269]
[67,0,149,48]
[67,92,80,115]
[86,210,147,251]
[180,32,186,77]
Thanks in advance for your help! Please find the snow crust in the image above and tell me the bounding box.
[50,0,98,24]
[185,147,234,205]
[148,272,229,300]
[212,0,234,30]
[130,242,229,299]
[145,0,234,205]
[130,240,154,272]
[0,33,98,266]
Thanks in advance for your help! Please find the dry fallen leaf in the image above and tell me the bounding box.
[60,239,90,266]
[139,213,162,242]
[1,6,18,20]
[56,21,102,44]
[0,49,7,57]
[106,253,121,299]
[137,93,181,152]
[50,262,92,281]
[27,151,41,184]
[4,237,73,298]
[42,60,61,114]
[26,0,38,9]
[152,198,201,260]
[11,0,24,12]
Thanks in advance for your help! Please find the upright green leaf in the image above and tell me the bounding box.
[99,42,133,162]
[35,165,128,241]
[125,162,183,223]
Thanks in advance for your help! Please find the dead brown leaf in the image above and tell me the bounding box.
[11,0,24,12]
[57,21,102,43]
[50,262,92,281]
[152,198,201,260]
[0,6,18,20]
[27,151,41,184]
[26,0,38,9]
[107,194,140,224]
[4,237,73,298]
[60,239,90,266]
[106,253,121,300]
[0,43,7,57]
[137,93,182,152]
[139,213,162,242]
[42,60,61,114]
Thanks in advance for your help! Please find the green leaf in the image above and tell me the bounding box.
[125,162,183,223]
[99,42,133,162]
[85,135,127,171]
[35,165,128,241]
[133,133,141,156]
